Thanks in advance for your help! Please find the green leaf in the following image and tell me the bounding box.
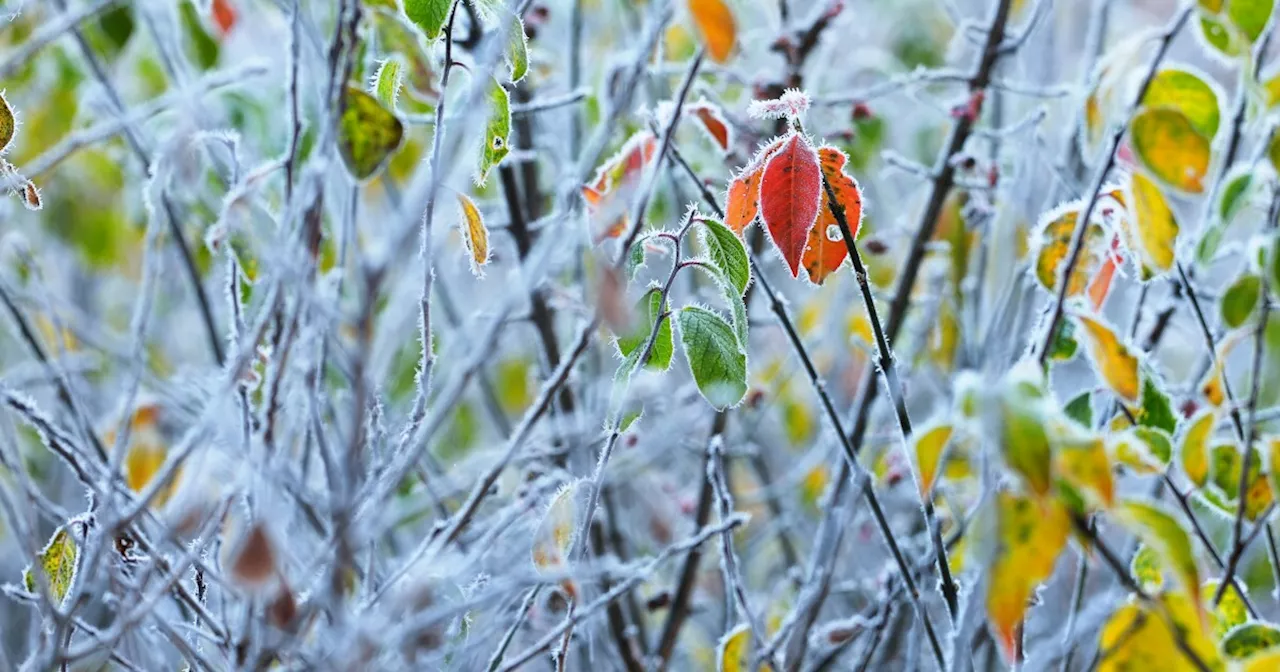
[626,239,648,280]
[1136,375,1177,435]
[1222,273,1263,329]
[0,91,13,154]
[1048,319,1079,362]
[997,374,1053,497]
[1130,544,1164,591]
[404,0,451,40]
[678,306,748,410]
[338,86,405,181]
[503,12,529,83]
[1221,622,1280,660]
[1228,0,1275,43]
[700,218,751,295]
[476,78,511,185]
[1142,68,1221,138]
[22,526,78,606]
[1220,169,1255,224]
[1065,391,1093,428]
[616,290,674,371]
[372,56,404,111]
[1129,427,1173,466]
[1115,500,1200,598]
[178,0,219,70]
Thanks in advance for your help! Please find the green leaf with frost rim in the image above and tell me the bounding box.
[616,290,674,371]
[678,306,747,410]
[700,217,751,295]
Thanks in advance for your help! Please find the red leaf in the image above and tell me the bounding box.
[760,134,822,277]
[802,147,863,285]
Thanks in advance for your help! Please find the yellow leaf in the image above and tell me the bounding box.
[110,403,181,509]
[457,192,489,277]
[718,622,751,672]
[22,526,78,606]
[1179,409,1214,489]
[996,365,1055,497]
[1202,579,1248,639]
[688,0,736,64]
[912,423,954,499]
[532,482,579,572]
[1244,651,1280,671]
[1033,202,1108,298]
[987,492,1069,661]
[1115,501,1201,604]
[800,464,828,511]
[1076,314,1141,404]
[1131,108,1211,194]
[1108,431,1164,474]
[1098,592,1219,672]
[1053,435,1115,508]
[1123,172,1179,278]
[1266,436,1280,506]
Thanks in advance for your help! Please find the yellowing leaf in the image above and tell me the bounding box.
[1142,68,1222,139]
[800,464,828,511]
[718,622,751,672]
[996,365,1054,497]
[987,492,1070,661]
[1098,592,1219,672]
[1123,172,1179,278]
[1054,435,1115,508]
[22,526,78,606]
[1132,544,1164,591]
[1115,501,1201,603]
[688,0,736,64]
[1179,409,1215,489]
[457,193,489,277]
[1266,436,1280,506]
[1203,579,1248,639]
[912,423,954,499]
[532,481,579,572]
[1131,108,1211,194]
[337,86,404,182]
[1075,314,1141,404]
[1033,202,1108,297]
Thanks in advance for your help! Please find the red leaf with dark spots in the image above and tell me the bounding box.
[760,134,822,277]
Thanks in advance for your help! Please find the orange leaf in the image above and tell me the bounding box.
[689,101,732,152]
[688,0,736,63]
[212,0,237,36]
[760,134,822,277]
[1088,255,1118,310]
[803,147,863,285]
[584,131,658,242]
[725,138,785,235]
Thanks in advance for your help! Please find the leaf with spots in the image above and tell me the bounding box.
[678,306,747,410]
[337,86,404,182]
[0,91,13,154]
[804,147,863,285]
[476,78,511,185]
[759,134,822,277]
[986,492,1069,661]
[717,622,752,672]
[22,526,78,606]
[1033,201,1110,299]
[1222,623,1280,660]
[1142,68,1221,139]
[1115,500,1201,603]
[1054,435,1115,508]
[1130,108,1210,194]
